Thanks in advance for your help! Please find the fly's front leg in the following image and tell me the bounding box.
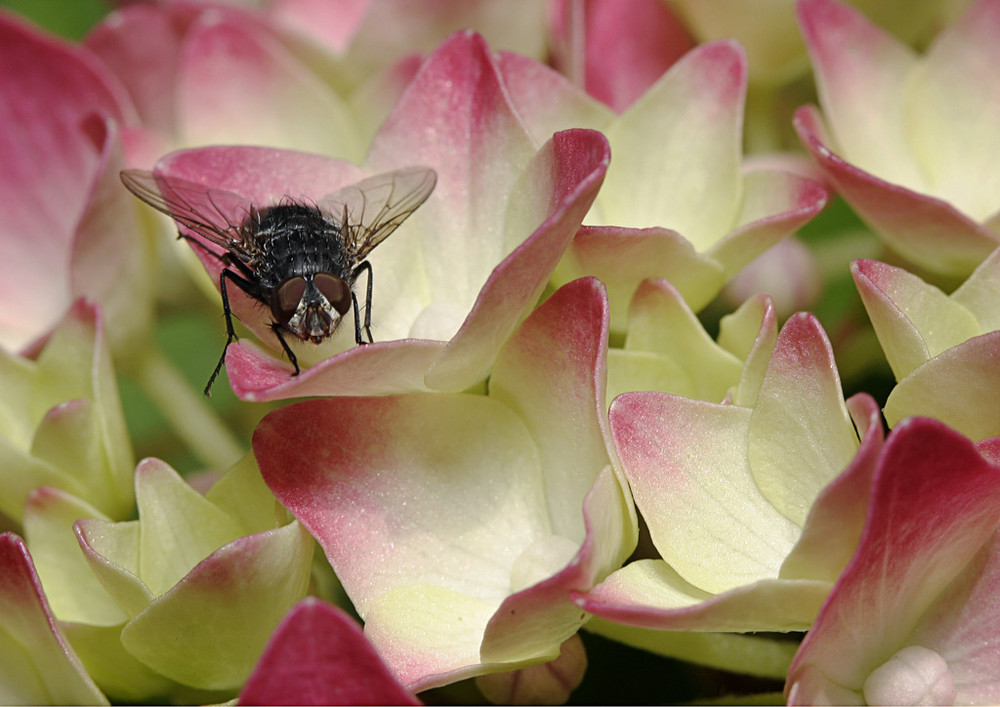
[204,269,246,396]
[352,260,375,344]
[270,323,300,376]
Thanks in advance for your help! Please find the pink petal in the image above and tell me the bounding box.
[905,0,1000,221]
[267,0,370,54]
[0,533,107,704]
[548,0,693,113]
[423,129,610,390]
[177,13,362,159]
[786,418,1000,703]
[226,338,447,400]
[0,12,135,350]
[598,41,746,242]
[497,50,613,145]
[907,531,1000,704]
[795,105,1000,276]
[238,597,419,706]
[796,0,922,185]
[556,225,727,329]
[85,4,191,135]
[365,31,537,298]
[711,167,828,275]
[255,280,626,689]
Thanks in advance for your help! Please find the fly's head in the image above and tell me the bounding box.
[269,273,352,343]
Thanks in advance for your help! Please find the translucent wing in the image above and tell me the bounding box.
[120,169,253,252]
[317,166,437,261]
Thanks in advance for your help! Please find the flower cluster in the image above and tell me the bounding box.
[1,0,999,704]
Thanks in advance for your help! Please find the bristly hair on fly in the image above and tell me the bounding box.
[121,166,437,395]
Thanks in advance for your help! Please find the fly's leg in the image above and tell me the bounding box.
[270,323,300,377]
[352,260,375,344]
[205,268,267,396]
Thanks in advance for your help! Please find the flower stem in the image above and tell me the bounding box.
[133,346,244,470]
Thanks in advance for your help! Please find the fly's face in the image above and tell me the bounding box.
[269,272,352,344]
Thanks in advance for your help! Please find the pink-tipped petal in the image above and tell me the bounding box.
[497,50,613,145]
[610,392,798,594]
[424,129,610,391]
[786,418,1000,704]
[226,338,447,401]
[239,597,419,706]
[852,258,981,380]
[576,559,831,632]
[119,523,314,691]
[905,0,1000,221]
[795,105,1000,275]
[366,31,536,303]
[747,313,857,526]
[796,0,921,183]
[557,226,727,329]
[884,331,1000,442]
[0,533,108,704]
[599,41,746,244]
[710,168,828,276]
[780,394,884,582]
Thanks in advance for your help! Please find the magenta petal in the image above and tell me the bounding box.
[795,106,999,275]
[575,0,694,112]
[786,418,1000,703]
[238,597,419,706]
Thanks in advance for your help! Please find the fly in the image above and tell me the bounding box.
[121,166,437,395]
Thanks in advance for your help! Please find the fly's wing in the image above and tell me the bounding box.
[317,166,437,261]
[120,169,254,252]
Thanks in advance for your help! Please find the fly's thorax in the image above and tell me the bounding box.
[248,203,353,289]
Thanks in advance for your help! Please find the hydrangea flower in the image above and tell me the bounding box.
[795,0,1000,276]
[853,251,1000,441]
[785,419,1000,705]
[606,277,777,405]
[0,301,133,526]
[23,455,313,700]
[143,32,609,401]
[577,313,884,633]
[253,278,636,691]
[500,39,828,331]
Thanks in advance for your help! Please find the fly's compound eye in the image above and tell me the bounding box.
[270,276,307,326]
[314,272,352,316]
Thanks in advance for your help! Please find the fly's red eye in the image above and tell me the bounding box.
[270,276,307,325]
[315,273,352,315]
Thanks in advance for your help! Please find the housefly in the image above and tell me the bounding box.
[120,166,437,395]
